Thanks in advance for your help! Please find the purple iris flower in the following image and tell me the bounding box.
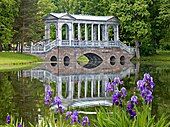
[112,93,119,105]
[131,95,138,104]
[121,87,127,98]
[66,111,72,120]
[149,77,155,89]
[45,85,52,97]
[143,73,151,82]
[6,115,10,124]
[126,101,134,111]
[82,116,90,126]
[145,95,153,104]
[18,123,22,127]
[105,82,114,92]
[53,96,62,106]
[137,80,145,91]
[113,77,123,85]
[56,105,64,114]
[71,114,79,124]
[129,109,136,119]
[126,101,136,119]
[44,94,51,105]
[73,111,78,116]
[143,73,155,89]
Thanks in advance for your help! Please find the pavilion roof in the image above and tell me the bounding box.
[49,13,116,22]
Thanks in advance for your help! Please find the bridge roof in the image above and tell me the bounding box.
[46,13,117,22]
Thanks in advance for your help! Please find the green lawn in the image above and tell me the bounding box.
[0,52,41,70]
[141,50,170,61]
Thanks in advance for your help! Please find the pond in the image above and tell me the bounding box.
[0,61,170,126]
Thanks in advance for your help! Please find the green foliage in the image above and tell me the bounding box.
[0,74,15,125]
[157,0,170,49]
[1,0,170,54]
[1,106,169,127]
[0,0,19,51]
[109,0,156,56]
[0,116,25,127]
[93,105,170,127]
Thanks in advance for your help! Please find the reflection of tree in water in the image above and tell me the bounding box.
[0,72,15,125]
[0,71,45,126]
[12,74,45,126]
[139,63,170,120]
[62,81,69,98]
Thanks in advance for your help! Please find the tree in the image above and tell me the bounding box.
[157,0,170,49]
[12,0,39,53]
[0,0,19,51]
[37,0,57,40]
[109,0,155,57]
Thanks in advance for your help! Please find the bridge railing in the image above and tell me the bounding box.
[70,40,119,48]
[23,39,135,55]
[117,40,135,54]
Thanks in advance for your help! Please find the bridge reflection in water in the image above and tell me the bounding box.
[21,62,135,110]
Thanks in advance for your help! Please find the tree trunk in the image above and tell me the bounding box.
[21,42,23,53]
[0,43,3,52]
[135,40,140,59]
[135,61,140,82]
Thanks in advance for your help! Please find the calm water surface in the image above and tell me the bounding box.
[0,61,170,125]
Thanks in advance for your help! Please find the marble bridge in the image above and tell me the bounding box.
[21,62,135,109]
[23,13,135,64]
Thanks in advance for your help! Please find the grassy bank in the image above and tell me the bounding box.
[141,50,170,61]
[0,52,41,70]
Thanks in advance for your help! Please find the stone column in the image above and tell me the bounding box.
[85,24,88,41]
[93,25,97,41]
[93,80,96,96]
[68,23,72,46]
[102,25,105,41]
[117,25,119,40]
[85,78,88,98]
[98,80,100,97]
[45,23,50,40]
[55,23,58,41]
[58,77,63,99]
[114,25,119,41]
[91,79,94,98]
[105,24,108,41]
[98,24,100,41]
[78,80,81,98]
[68,76,73,99]
[91,24,94,41]
[72,23,74,41]
[78,23,81,41]
[71,80,74,99]
[58,23,62,46]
